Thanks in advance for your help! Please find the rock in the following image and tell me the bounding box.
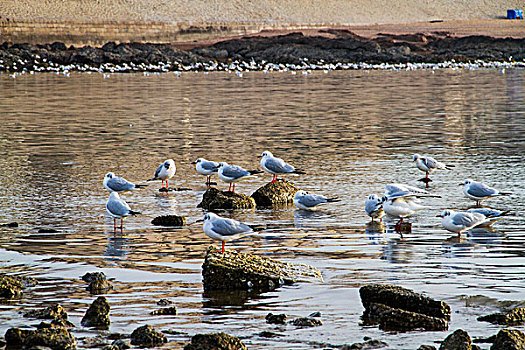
[80,296,110,329]
[418,346,437,350]
[364,303,448,331]
[37,228,59,233]
[37,318,75,329]
[130,325,167,347]
[24,304,69,321]
[265,313,287,324]
[81,272,107,283]
[0,274,24,298]
[151,215,186,226]
[87,279,113,294]
[197,188,256,210]
[4,327,77,350]
[290,317,322,327]
[360,284,451,320]
[478,307,525,326]
[491,329,525,350]
[111,339,131,350]
[0,222,18,227]
[157,298,172,306]
[308,311,321,317]
[184,332,247,350]
[151,306,177,315]
[343,339,389,349]
[439,329,471,350]
[202,246,322,292]
[251,179,300,207]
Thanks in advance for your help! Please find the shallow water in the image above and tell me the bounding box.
[0,69,524,349]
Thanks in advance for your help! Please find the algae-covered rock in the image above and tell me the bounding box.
[87,279,113,294]
[290,317,322,327]
[417,346,437,350]
[344,339,389,349]
[440,329,472,350]
[5,327,77,350]
[184,332,247,350]
[151,306,177,315]
[360,284,451,320]
[364,302,448,331]
[202,246,322,292]
[197,188,256,210]
[81,296,110,330]
[151,215,186,226]
[130,325,167,347]
[491,329,525,350]
[0,275,24,299]
[251,179,300,207]
[24,304,69,321]
[478,307,525,326]
[266,313,287,324]
[81,272,107,283]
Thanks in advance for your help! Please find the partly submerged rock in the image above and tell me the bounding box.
[290,317,322,327]
[87,279,113,294]
[491,329,525,350]
[439,329,472,350]
[202,246,322,292]
[251,179,300,207]
[81,272,107,283]
[265,313,287,325]
[365,303,448,331]
[0,222,18,227]
[151,215,186,226]
[130,325,167,347]
[184,332,247,350]
[343,339,389,349]
[24,304,69,322]
[157,298,172,306]
[197,188,255,210]
[417,346,437,350]
[151,306,177,316]
[0,274,24,299]
[478,307,525,326]
[81,296,110,330]
[4,327,77,350]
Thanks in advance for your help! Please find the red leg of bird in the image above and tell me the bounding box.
[232,183,235,193]
[120,219,123,232]
[222,241,225,253]
[272,174,277,183]
[113,219,117,232]
[228,183,232,192]
[425,171,429,179]
[166,179,169,189]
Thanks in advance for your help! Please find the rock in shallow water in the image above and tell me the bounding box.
[197,188,255,210]
[81,296,110,330]
[478,307,525,326]
[184,332,247,350]
[251,179,300,207]
[366,303,448,331]
[151,215,186,226]
[202,246,322,292]
[5,327,77,350]
[24,304,70,322]
[0,274,24,299]
[81,272,107,283]
[265,313,287,324]
[130,325,167,347]
[491,329,525,350]
[439,329,471,350]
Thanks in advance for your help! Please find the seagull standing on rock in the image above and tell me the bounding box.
[259,151,305,183]
[148,159,176,189]
[199,212,258,253]
[216,162,262,193]
[293,190,340,210]
[192,158,219,186]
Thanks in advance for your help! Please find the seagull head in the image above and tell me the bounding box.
[109,192,120,200]
[412,154,420,162]
[215,162,227,169]
[437,210,452,218]
[295,190,308,198]
[164,159,174,169]
[260,151,273,158]
[105,172,114,179]
[191,158,202,165]
[461,179,473,186]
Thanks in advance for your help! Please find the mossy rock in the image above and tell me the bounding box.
[24,304,69,321]
[478,307,525,326]
[491,329,525,350]
[364,302,448,331]
[81,272,107,283]
[202,246,322,292]
[151,215,186,226]
[184,332,247,350]
[87,279,113,294]
[290,317,322,327]
[151,306,177,315]
[198,188,255,210]
[251,179,300,207]
[0,274,24,298]
[265,313,287,324]
[130,325,167,347]
[81,296,110,330]
[5,327,77,350]
[439,329,471,350]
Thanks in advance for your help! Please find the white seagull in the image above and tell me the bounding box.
[103,172,148,193]
[461,179,510,206]
[200,212,258,253]
[106,192,141,231]
[148,159,176,189]
[192,158,219,186]
[365,194,385,221]
[383,183,435,231]
[216,162,262,193]
[384,183,440,199]
[259,151,305,183]
[437,209,490,235]
[412,154,453,179]
[466,208,510,227]
[293,190,340,210]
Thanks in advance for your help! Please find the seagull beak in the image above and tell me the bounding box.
[191,161,197,164]
[436,214,443,217]
[458,183,464,186]
[212,165,219,169]
[190,219,204,225]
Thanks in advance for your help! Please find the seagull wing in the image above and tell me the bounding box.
[467,182,498,197]
[222,165,249,178]
[299,194,328,207]
[106,197,131,216]
[201,160,219,173]
[212,217,253,236]
[108,176,135,192]
[452,212,486,229]
[264,157,295,173]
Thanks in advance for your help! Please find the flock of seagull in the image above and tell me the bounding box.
[104,151,511,252]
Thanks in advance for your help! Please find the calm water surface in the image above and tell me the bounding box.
[0,69,524,349]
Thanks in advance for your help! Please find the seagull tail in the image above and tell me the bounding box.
[248,224,265,232]
[147,177,157,182]
[326,198,341,203]
[499,191,512,196]
[247,169,264,175]
[293,169,306,175]
[135,184,149,189]
[129,210,141,216]
[445,164,455,170]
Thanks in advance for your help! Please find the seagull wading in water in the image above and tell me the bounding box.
[148,159,176,189]
[365,194,385,222]
[198,212,258,253]
[461,179,510,206]
[215,162,262,193]
[191,158,219,186]
[103,172,148,193]
[106,192,141,231]
[259,151,305,183]
[293,190,340,210]
[412,154,453,180]
[437,209,490,235]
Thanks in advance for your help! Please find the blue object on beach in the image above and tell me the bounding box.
[507,9,523,19]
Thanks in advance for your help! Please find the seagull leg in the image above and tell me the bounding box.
[120,219,123,232]
[232,183,235,193]
[166,179,169,189]
[113,218,117,232]
[222,241,225,253]
[272,174,277,183]
[228,183,232,192]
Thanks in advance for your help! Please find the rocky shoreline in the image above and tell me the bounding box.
[1,30,524,73]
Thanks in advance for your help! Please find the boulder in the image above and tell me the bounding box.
[478,307,525,326]
[151,306,177,315]
[0,274,24,298]
[87,279,113,294]
[151,215,186,226]
[202,246,322,292]
[290,317,322,327]
[365,303,448,331]
[197,188,255,210]
[4,327,77,350]
[80,296,110,329]
[24,304,69,322]
[81,272,107,283]
[439,329,471,350]
[491,329,525,350]
[417,346,437,350]
[265,313,287,325]
[184,332,247,350]
[343,339,389,349]
[251,179,300,207]
[130,325,167,347]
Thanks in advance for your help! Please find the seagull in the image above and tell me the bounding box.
[191,158,219,186]
[466,208,510,226]
[148,159,176,189]
[106,192,141,231]
[199,212,258,253]
[412,154,453,180]
[384,183,441,199]
[293,190,340,210]
[259,151,305,183]
[461,179,510,206]
[437,209,490,235]
[103,172,148,193]
[216,162,262,193]
[383,196,427,230]
[365,194,385,221]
